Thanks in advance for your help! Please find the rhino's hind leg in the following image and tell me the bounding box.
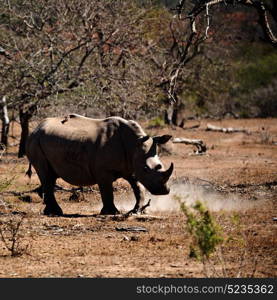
[30,157,63,216]
[42,179,63,216]
[98,181,120,215]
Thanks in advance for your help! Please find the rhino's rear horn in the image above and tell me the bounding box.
[162,162,174,182]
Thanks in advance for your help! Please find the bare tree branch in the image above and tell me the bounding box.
[177,1,277,45]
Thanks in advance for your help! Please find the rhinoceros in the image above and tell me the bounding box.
[25,114,174,216]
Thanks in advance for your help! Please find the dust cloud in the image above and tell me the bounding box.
[115,182,262,213]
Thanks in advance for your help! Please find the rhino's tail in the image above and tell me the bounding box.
[25,163,33,178]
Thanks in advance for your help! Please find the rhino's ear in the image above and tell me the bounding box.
[153,135,172,145]
[137,135,150,146]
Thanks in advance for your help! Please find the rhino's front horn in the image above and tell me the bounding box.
[162,162,174,182]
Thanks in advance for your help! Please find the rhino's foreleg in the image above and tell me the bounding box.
[127,178,146,214]
[98,181,120,215]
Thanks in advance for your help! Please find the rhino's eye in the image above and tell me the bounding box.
[155,164,162,171]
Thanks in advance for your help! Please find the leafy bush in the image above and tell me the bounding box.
[181,201,224,261]
[147,116,165,128]
[239,51,277,91]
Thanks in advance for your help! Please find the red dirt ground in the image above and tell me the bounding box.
[0,118,276,278]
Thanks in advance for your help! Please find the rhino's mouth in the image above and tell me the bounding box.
[151,187,170,195]
[143,183,170,195]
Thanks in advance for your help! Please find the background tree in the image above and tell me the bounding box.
[0,0,156,155]
[0,0,276,156]
[159,0,277,122]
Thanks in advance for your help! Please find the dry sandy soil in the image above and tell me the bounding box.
[0,118,276,278]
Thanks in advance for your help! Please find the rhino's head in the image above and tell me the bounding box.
[133,135,174,195]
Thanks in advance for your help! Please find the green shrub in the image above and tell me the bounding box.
[181,201,224,261]
[148,116,165,128]
[238,52,277,92]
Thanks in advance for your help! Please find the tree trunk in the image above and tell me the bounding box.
[164,96,186,128]
[1,96,10,149]
[18,108,30,158]
[164,103,174,125]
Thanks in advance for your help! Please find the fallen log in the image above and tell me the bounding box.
[172,137,207,154]
[206,123,249,134]
[183,124,200,130]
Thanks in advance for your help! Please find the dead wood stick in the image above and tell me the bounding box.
[206,123,249,134]
[54,185,97,193]
[172,137,207,154]
[139,199,151,214]
[124,199,152,218]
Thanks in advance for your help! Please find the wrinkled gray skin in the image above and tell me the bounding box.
[26,114,174,216]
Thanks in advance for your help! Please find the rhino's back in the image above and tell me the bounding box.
[38,115,102,142]
[27,115,128,186]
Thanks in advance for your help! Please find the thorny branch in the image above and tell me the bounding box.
[0,215,29,256]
